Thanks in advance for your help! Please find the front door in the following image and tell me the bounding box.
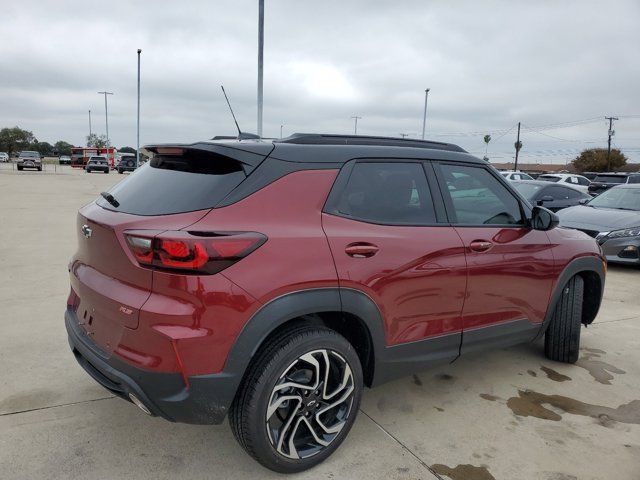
[434,162,555,354]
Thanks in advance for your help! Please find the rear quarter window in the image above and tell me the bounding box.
[97,150,246,215]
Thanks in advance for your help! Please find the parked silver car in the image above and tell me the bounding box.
[17,151,42,171]
[557,184,640,265]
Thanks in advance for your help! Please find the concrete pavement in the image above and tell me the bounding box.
[1,164,638,479]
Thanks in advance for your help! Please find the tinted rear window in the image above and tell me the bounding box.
[594,175,626,183]
[97,150,246,215]
[538,175,561,182]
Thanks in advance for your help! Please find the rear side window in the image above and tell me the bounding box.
[576,176,590,186]
[329,162,437,225]
[439,164,523,225]
[97,150,246,215]
[628,175,640,184]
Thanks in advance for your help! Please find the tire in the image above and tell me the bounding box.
[17,166,23,171]
[230,325,363,473]
[104,169,109,174]
[118,169,123,174]
[37,166,42,171]
[545,275,584,363]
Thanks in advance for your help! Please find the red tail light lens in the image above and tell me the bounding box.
[124,231,266,274]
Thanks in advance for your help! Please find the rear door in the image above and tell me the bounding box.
[433,162,555,353]
[322,160,466,357]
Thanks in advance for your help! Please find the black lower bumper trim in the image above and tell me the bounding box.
[65,309,240,425]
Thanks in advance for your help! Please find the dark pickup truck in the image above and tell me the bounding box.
[588,173,640,195]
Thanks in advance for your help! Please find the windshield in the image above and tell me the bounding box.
[538,175,560,182]
[512,182,544,200]
[593,175,626,184]
[588,187,640,211]
[20,151,39,158]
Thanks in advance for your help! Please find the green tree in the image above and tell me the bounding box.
[86,133,108,148]
[571,148,627,172]
[0,127,37,156]
[54,141,74,156]
[33,141,54,156]
[118,146,136,154]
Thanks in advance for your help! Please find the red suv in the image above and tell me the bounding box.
[66,134,605,473]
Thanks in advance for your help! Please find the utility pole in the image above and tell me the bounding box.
[97,91,114,147]
[514,122,522,171]
[257,0,264,137]
[88,110,92,138]
[351,116,362,135]
[421,88,430,140]
[605,116,618,171]
[280,123,284,139]
[136,49,141,167]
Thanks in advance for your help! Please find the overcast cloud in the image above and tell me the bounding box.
[1,0,639,163]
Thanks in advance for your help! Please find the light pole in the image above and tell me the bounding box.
[280,123,284,139]
[399,133,409,138]
[421,88,430,140]
[351,116,362,135]
[257,0,264,137]
[88,110,92,138]
[136,49,141,167]
[97,91,114,147]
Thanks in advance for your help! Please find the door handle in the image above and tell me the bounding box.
[345,243,379,258]
[469,240,493,253]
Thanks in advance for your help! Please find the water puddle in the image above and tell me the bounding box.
[431,463,496,480]
[506,389,640,426]
[540,366,571,382]
[576,351,625,385]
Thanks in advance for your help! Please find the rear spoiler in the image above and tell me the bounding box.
[141,141,275,173]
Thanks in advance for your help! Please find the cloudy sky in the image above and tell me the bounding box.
[1,0,639,163]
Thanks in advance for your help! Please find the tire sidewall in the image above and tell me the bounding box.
[246,331,363,473]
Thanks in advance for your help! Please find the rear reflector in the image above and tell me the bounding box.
[125,231,266,274]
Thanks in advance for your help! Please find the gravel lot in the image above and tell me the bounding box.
[1,164,639,480]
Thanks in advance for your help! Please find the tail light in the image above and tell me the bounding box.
[124,231,267,274]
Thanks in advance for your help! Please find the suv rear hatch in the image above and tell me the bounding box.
[69,141,272,354]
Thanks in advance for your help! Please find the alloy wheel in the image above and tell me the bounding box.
[265,349,355,460]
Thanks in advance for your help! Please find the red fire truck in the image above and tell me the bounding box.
[70,147,116,168]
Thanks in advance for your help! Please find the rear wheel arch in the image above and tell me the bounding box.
[225,288,385,392]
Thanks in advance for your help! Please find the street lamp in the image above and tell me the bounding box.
[97,91,114,147]
[257,0,264,137]
[421,88,430,140]
[351,116,362,135]
[136,49,141,167]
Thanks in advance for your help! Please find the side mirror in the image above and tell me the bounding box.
[579,198,590,205]
[531,206,559,231]
[536,195,554,206]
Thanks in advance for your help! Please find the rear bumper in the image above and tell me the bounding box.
[65,309,239,424]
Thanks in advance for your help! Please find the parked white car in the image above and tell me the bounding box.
[537,173,591,194]
[500,171,534,181]
[0,152,9,163]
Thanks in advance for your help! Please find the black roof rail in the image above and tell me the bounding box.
[275,133,466,152]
